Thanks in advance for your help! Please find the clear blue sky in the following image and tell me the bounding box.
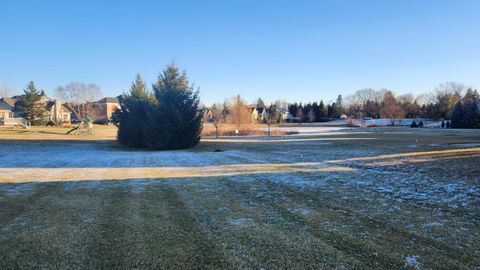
[1,0,479,105]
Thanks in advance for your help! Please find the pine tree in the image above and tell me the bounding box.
[15,81,48,125]
[288,103,298,117]
[115,74,152,148]
[336,94,345,114]
[143,63,203,150]
[267,103,279,123]
[318,100,327,120]
[256,98,266,109]
[312,102,320,121]
[221,101,229,122]
[473,89,480,101]
[329,102,339,118]
[451,101,465,128]
[464,101,480,128]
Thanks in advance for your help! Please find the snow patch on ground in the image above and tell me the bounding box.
[404,255,421,269]
[272,126,352,135]
[229,218,254,226]
[422,222,443,228]
[449,143,480,148]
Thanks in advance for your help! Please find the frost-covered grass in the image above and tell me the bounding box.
[0,126,479,269]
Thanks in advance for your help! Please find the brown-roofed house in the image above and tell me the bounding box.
[89,97,121,124]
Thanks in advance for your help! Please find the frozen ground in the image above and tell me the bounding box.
[269,125,353,135]
[0,127,479,269]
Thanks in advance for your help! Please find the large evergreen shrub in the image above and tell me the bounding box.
[114,64,203,150]
[115,74,151,148]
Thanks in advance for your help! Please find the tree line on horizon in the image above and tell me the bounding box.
[2,76,480,137]
[205,81,480,128]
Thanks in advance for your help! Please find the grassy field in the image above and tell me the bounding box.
[0,125,479,269]
[0,125,117,141]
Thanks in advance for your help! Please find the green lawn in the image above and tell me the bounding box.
[0,127,479,269]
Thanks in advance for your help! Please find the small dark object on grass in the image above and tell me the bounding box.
[214,149,223,152]
[411,121,418,128]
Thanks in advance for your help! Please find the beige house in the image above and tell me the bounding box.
[46,100,71,123]
[0,95,71,126]
[251,107,268,123]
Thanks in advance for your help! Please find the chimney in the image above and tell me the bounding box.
[55,99,62,122]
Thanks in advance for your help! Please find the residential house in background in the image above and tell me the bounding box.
[250,105,294,123]
[0,98,16,121]
[89,96,121,124]
[278,107,295,122]
[251,107,268,123]
[0,95,71,126]
[46,99,71,123]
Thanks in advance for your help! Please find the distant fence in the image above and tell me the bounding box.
[0,118,31,128]
[350,118,441,127]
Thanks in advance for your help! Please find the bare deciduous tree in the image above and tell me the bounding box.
[297,106,304,126]
[308,108,315,122]
[435,81,467,97]
[55,82,101,120]
[0,86,15,98]
[415,92,436,106]
[346,88,377,121]
[433,81,467,119]
[209,103,223,138]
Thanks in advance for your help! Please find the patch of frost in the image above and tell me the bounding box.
[404,255,421,269]
[422,222,443,228]
[229,218,254,226]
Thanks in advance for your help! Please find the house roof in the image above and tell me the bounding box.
[253,108,263,114]
[277,108,289,114]
[45,101,70,112]
[0,102,11,111]
[45,101,54,109]
[96,97,120,104]
[1,97,18,107]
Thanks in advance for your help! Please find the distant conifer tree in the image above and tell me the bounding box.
[464,101,480,128]
[451,101,465,128]
[15,81,48,125]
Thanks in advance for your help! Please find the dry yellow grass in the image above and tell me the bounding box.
[0,125,117,141]
[201,123,294,137]
[0,163,354,183]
